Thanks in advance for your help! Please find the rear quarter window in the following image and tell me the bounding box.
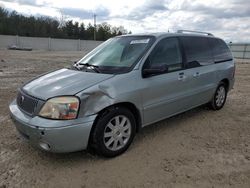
[208,38,233,63]
[181,36,213,68]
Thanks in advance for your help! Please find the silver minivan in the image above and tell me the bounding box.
[9,30,235,157]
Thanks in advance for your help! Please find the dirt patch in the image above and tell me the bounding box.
[0,50,250,188]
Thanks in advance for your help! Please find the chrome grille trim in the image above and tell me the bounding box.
[17,90,39,115]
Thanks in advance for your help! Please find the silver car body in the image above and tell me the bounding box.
[9,32,235,152]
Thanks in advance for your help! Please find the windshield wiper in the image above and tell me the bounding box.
[78,63,100,73]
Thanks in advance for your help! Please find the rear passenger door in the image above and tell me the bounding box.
[180,36,217,106]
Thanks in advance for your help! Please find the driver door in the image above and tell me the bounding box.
[141,37,192,125]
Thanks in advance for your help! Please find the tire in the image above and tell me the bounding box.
[90,106,136,157]
[209,82,227,110]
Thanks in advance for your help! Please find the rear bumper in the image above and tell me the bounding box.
[9,100,97,153]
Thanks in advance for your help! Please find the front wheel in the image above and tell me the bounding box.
[209,83,227,110]
[90,107,136,157]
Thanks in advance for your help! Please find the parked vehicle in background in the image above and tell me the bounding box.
[9,30,235,157]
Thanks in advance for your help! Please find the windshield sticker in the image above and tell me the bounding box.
[130,39,150,44]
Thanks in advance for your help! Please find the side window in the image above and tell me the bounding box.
[209,38,233,63]
[147,37,182,72]
[181,36,213,67]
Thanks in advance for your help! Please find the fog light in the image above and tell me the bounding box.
[39,142,50,151]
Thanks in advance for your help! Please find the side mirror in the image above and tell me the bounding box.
[142,64,168,78]
[71,61,79,70]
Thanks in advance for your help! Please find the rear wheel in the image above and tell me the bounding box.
[91,107,136,157]
[209,82,227,110]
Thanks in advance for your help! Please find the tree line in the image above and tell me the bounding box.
[0,7,131,41]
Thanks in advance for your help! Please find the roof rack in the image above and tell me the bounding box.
[177,30,214,36]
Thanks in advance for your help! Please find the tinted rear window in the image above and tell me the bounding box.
[209,38,233,63]
[181,36,213,67]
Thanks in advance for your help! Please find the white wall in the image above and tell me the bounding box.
[19,36,49,50]
[0,35,17,48]
[0,34,103,51]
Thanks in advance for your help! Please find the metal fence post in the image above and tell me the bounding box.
[16,35,19,47]
[243,44,247,59]
[78,39,81,51]
[48,37,51,51]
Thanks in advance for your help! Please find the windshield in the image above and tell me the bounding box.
[76,36,155,74]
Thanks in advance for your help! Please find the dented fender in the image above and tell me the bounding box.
[77,84,115,116]
[75,71,144,124]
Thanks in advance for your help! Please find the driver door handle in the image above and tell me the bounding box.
[178,72,186,81]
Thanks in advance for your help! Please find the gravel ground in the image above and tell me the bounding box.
[0,50,250,188]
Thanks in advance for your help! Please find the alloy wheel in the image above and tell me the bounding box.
[103,115,132,151]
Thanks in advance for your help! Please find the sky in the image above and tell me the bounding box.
[0,0,250,42]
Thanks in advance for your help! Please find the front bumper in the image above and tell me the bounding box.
[9,99,97,153]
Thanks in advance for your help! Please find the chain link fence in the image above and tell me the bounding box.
[228,43,250,60]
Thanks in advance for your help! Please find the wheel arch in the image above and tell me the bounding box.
[87,102,142,148]
[220,78,230,91]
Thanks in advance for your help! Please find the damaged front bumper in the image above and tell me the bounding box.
[9,99,97,153]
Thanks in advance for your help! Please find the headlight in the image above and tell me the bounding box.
[39,96,80,120]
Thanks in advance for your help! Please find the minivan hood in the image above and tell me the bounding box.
[22,68,114,100]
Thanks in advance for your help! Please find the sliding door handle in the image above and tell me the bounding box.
[193,72,200,77]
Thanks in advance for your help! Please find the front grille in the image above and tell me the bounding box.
[17,91,38,115]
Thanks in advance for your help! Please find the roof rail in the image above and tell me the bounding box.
[177,30,214,36]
